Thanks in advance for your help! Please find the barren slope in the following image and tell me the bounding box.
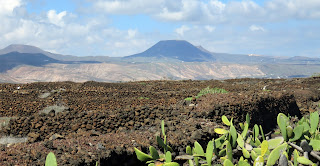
[0,63,265,83]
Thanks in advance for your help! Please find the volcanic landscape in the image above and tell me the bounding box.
[0,77,320,165]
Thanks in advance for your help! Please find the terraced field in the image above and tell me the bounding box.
[0,77,319,165]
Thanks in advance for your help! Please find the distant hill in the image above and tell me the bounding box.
[0,44,111,62]
[0,52,61,72]
[125,40,216,62]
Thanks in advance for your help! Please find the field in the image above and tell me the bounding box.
[0,77,320,165]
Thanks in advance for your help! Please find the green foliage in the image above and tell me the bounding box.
[45,152,57,166]
[184,87,228,100]
[309,111,319,134]
[277,113,288,141]
[135,111,320,166]
[266,143,287,165]
[138,97,150,100]
[135,120,178,166]
[206,140,214,166]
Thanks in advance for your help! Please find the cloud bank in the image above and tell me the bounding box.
[0,0,319,57]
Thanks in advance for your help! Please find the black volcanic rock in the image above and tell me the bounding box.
[125,40,215,62]
[0,52,61,72]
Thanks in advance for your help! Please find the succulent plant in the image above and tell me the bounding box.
[45,152,57,166]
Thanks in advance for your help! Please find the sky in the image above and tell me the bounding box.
[0,0,320,58]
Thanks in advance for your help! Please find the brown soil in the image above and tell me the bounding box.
[0,77,320,165]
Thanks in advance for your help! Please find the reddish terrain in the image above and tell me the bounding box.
[0,78,319,165]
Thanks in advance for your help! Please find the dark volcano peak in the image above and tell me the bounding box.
[125,40,215,62]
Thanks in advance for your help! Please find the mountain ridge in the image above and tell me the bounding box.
[125,40,216,62]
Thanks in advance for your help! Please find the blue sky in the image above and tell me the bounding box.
[0,0,320,58]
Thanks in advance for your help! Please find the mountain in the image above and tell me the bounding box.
[125,40,216,62]
[0,52,61,72]
[0,44,110,62]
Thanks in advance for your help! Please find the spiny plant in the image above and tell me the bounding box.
[185,87,228,101]
[135,111,320,166]
[45,152,57,166]
[134,120,179,166]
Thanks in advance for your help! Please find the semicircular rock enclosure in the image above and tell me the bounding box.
[0,77,319,165]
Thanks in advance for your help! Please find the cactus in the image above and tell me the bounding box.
[241,122,249,138]
[230,125,237,148]
[253,156,264,166]
[223,159,234,166]
[293,149,299,166]
[222,115,231,126]
[289,125,304,142]
[163,162,180,166]
[149,146,160,160]
[309,139,320,151]
[45,152,57,166]
[251,150,258,161]
[165,151,172,163]
[259,125,265,141]
[277,113,288,141]
[194,141,205,157]
[237,133,244,148]
[215,128,229,135]
[226,141,233,162]
[286,125,293,138]
[260,140,268,157]
[134,147,154,162]
[309,111,319,134]
[297,156,315,165]
[186,145,192,155]
[206,140,214,166]
[253,124,259,142]
[266,142,287,165]
[246,113,250,126]
[267,137,284,149]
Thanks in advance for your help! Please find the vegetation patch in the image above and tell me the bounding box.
[185,87,228,100]
[135,112,320,166]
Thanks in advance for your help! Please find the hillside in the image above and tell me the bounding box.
[0,52,61,72]
[125,40,216,62]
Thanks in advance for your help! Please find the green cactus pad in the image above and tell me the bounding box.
[277,113,288,141]
[230,125,237,147]
[134,147,153,162]
[223,159,234,166]
[253,155,264,166]
[215,128,229,135]
[226,141,233,161]
[163,162,180,166]
[206,140,214,166]
[266,142,287,166]
[222,115,231,126]
[194,141,205,156]
[45,152,57,166]
[309,111,319,134]
[149,146,160,160]
[289,125,304,142]
[297,157,315,165]
[309,139,320,151]
[260,140,268,157]
[267,137,284,149]
[165,151,172,163]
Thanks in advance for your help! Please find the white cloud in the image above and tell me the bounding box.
[0,0,22,16]
[205,25,215,32]
[175,25,190,36]
[127,29,137,39]
[249,25,265,32]
[47,10,67,27]
[93,0,164,14]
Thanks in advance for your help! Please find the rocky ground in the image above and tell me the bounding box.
[0,77,320,165]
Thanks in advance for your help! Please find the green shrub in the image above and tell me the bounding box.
[135,111,320,165]
[185,87,228,101]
